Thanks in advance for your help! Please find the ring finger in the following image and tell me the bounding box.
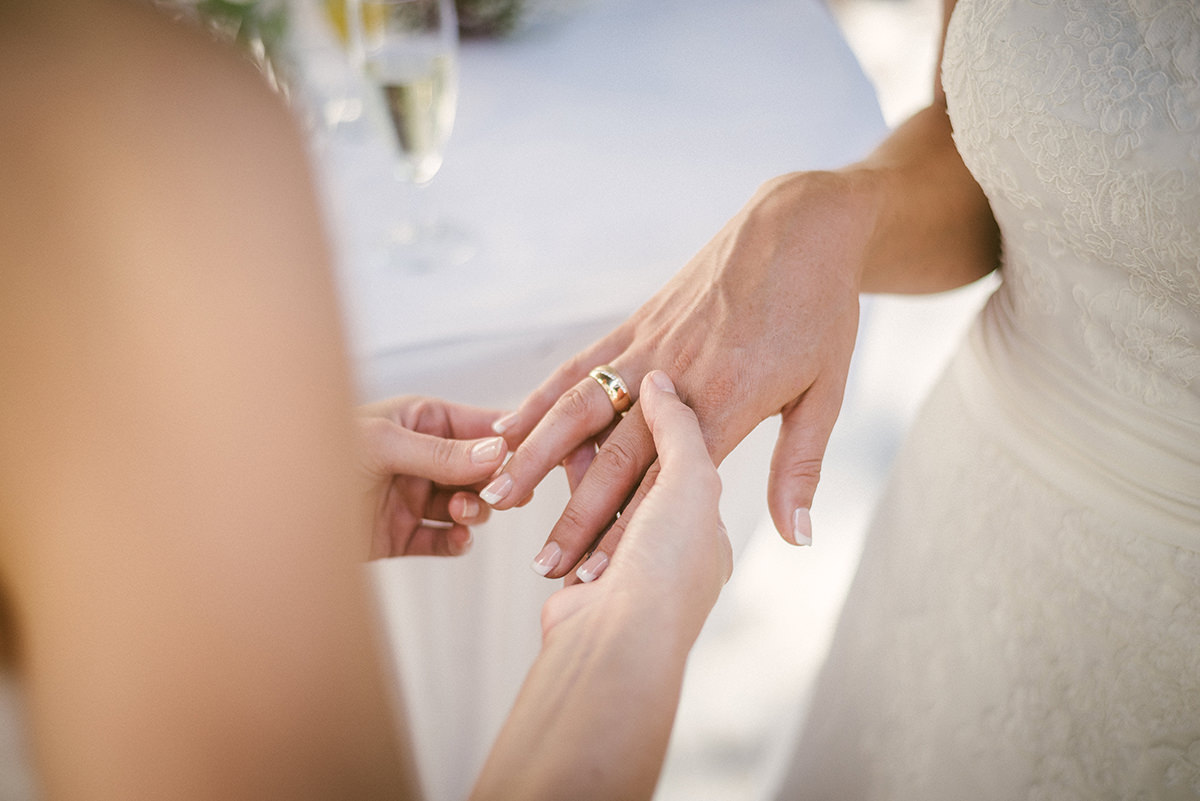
[480,362,640,510]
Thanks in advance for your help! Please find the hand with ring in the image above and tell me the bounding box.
[479,171,873,580]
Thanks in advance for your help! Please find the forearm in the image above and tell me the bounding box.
[751,100,999,297]
[471,592,692,801]
[853,101,1001,293]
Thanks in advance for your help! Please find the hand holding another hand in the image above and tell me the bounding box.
[481,171,875,580]
[540,371,733,639]
[472,372,732,801]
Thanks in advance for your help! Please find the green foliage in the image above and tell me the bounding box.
[194,0,289,60]
[455,0,523,38]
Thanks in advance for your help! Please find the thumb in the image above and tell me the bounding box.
[628,373,732,609]
[362,418,508,486]
[767,380,844,547]
[638,371,712,480]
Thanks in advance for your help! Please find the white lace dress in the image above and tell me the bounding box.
[773,0,1200,798]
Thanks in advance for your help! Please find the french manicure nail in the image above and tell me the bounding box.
[471,436,506,463]
[491,412,518,435]
[649,370,676,394]
[459,495,480,520]
[479,473,513,506]
[792,507,813,547]
[576,550,609,583]
[531,541,562,577]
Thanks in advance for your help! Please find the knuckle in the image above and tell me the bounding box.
[532,353,590,408]
[594,438,641,477]
[670,348,695,377]
[557,384,596,423]
[774,455,823,484]
[430,435,461,471]
[557,502,591,533]
[555,502,603,545]
[506,425,562,478]
[406,397,450,434]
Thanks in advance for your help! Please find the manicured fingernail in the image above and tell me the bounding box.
[459,495,480,520]
[576,550,609,583]
[792,507,813,547]
[649,370,676,394]
[491,412,518,435]
[531,541,562,577]
[471,436,506,463]
[479,473,513,506]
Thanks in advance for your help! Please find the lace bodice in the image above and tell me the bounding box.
[941,0,1200,548]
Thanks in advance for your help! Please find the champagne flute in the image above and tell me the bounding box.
[349,0,472,269]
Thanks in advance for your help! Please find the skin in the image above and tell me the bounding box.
[356,396,509,559]
[484,0,999,582]
[472,373,731,800]
[0,2,418,798]
[0,3,732,799]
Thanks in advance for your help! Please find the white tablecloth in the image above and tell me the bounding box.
[293,1,887,797]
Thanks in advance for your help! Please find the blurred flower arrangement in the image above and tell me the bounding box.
[151,0,291,90]
[158,0,525,44]
[455,0,523,37]
[192,0,289,50]
[153,0,525,101]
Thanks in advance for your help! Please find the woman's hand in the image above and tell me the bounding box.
[356,396,510,559]
[539,371,733,638]
[480,171,878,579]
[471,372,731,801]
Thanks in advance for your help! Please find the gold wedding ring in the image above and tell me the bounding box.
[588,364,633,416]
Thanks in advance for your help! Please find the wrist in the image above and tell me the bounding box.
[746,169,885,293]
[544,583,701,664]
[476,586,690,801]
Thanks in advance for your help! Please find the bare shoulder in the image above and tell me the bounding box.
[0,0,321,287]
[0,0,296,149]
[0,0,334,393]
[0,0,344,554]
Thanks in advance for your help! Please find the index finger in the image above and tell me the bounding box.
[358,396,506,442]
[479,370,635,510]
[361,419,508,488]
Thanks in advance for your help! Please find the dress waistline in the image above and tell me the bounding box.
[953,293,1200,553]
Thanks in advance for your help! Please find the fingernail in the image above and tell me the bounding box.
[792,507,813,547]
[460,495,480,520]
[471,436,506,464]
[491,412,518,435]
[576,550,609,583]
[479,473,513,506]
[530,541,562,577]
[649,370,676,394]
